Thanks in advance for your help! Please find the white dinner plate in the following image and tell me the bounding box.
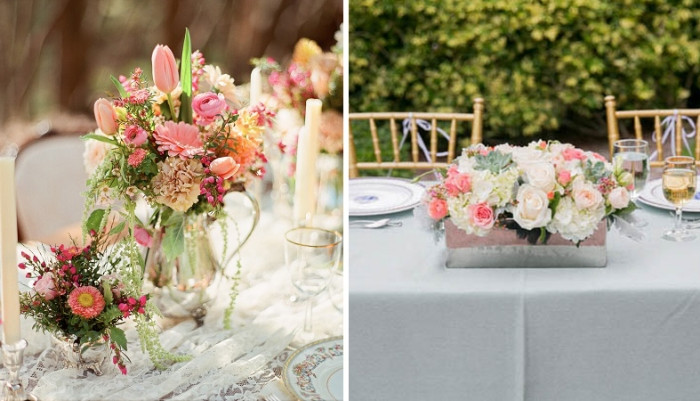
[349,178,425,216]
[283,336,343,401]
[637,177,700,213]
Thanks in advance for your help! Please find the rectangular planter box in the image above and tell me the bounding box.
[445,220,607,268]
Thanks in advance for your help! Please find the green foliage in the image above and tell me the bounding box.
[584,159,610,182]
[350,0,700,139]
[179,28,193,124]
[162,211,185,261]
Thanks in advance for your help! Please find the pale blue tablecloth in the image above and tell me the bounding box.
[349,203,700,401]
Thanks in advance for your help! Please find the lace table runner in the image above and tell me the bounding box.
[3,213,343,401]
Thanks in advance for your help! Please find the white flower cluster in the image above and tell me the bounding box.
[426,141,635,243]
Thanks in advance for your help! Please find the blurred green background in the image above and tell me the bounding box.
[350,0,700,163]
[0,0,342,149]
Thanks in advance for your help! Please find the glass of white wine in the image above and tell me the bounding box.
[613,139,650,201]
[661,155,697,241]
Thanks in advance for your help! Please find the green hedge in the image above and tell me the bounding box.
[350,0,700,140]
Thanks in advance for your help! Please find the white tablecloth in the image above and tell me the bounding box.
[349,204,700,401]
[4,211,342,401]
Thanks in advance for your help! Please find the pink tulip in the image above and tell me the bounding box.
[133,226,153,247]
[210,156,240,180]
[93,98,118,135]
[151,44,179,93]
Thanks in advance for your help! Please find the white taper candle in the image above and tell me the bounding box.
[249,67,262,107]
[0,157,21,344]
[293,99,322,226]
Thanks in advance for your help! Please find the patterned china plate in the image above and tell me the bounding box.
[637,177,700,213]
[283,337,343,401]
[349,178,425,216]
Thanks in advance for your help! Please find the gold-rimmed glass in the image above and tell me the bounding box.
[661,156,697,241]
[284,227,342,339]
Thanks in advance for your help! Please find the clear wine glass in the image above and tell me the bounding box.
[661,156,697,241]
[613,139,650,201]
[285,227,342,340]
[328,262,343,314]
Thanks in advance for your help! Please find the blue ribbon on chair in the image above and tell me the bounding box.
[650,110,696,161]
[394,114,450,178]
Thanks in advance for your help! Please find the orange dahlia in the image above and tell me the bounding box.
[68,286,106,319]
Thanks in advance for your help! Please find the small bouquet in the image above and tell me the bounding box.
[19,228,147,375]
[83,29,273,260]
[425,141,636,244]
[255,27,343,159]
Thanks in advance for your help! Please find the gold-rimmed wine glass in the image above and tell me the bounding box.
[661,155,697,241]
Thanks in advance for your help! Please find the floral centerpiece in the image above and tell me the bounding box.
[83,29,272,326]
[255,28,343,161]
[425,141,635,250]
[19,228,154,375]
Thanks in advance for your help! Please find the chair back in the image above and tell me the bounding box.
[348,98,484,178]
[605,95,700,167]
[15,134,88,242]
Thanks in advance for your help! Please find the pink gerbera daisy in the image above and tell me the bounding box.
[68,286,106,319]
[153,121,204,159]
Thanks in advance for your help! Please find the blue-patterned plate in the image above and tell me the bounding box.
[283,337,343,401]
[349,178,424,216]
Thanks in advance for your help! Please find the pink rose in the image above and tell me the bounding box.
[572,182,604,210]
[123,125,147,146]
[557,169,572,186]
[93,98,118,135]
[192,92,228,124]
[608,186,630,209]
[562,148,585,161]
[34,272,57,300]
[210,156,240,180]
[445,166,471,196]
[133,226,153,247]
[428,198,448,220]
[151,44,179,93]
[468,202,495,229]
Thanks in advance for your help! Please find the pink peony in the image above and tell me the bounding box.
[428,198,448,220]
[153,121,204,158]
[123,125,148,146]
[209,156,240,180]
[128,148,147,167]
[151,45,179,93]
[68,286,106,319]
[34,272,57,300]
[445,166,471,196]
[468,202,495,229]
[133,226,153,247]
[192,92,227,124]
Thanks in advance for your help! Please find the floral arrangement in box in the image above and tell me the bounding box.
[425,141,636,244]
[255,27,343,159]
[83,30,272,328]
[18,227,152,375]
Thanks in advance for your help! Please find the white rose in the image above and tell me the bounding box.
[513,184,552,230]
[522,162,556,192]
[511,146,550,164]
[572,181,603,210]
[608,186,630,209]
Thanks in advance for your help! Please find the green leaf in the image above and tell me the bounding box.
[110,326,128,352]
[179,28,192,124]
[82,133,117,146]
[162,215,185,261]
[109,221,126,236]
[110,75,128,98]
[86,209,107,232]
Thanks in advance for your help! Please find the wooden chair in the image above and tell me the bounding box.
[348,98,484,178]
[605,95,700,167]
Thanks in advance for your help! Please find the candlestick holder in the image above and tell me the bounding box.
[1,339,37,401]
